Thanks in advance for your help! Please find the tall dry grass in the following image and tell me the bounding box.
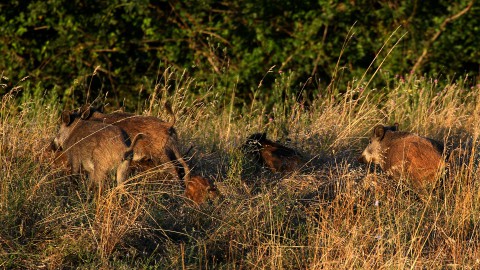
[1,71,480,269]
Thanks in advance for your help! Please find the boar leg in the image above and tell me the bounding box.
[152,154,181,181]
[90,169,107,195]
[116,159,131,186]
[165,145,191,182]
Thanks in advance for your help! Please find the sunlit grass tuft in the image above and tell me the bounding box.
[1,72,480,268]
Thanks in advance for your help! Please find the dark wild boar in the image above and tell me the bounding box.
[243,133,303,173]
[359,124,444,188]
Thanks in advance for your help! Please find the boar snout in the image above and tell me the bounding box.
[49,139,60,151]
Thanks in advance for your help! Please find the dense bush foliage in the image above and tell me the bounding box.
[1,0,478,107]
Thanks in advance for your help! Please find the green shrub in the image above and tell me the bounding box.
[1,1,478,108]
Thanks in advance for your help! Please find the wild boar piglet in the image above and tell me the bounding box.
[185,175,221,205]
[243,133,303,173]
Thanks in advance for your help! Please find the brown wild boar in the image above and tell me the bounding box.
[79,103,191,182]
[359,124,444,188]
[53,110,143,192]
[185,175,221,205]
[243,133,303,173]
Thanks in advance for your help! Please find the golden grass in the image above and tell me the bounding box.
[1,72,480,269]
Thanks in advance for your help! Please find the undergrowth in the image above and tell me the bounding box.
[1,71,480,269]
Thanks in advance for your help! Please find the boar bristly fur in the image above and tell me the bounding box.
[243,133,303,173]
[359,124,444,188]
[79,103,191,182]
[54,111,142,192]
[185,175,221,205]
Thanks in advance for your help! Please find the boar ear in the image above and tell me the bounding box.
[183,145,194,157]
[79,104,92,119]
[97,104,105,113]
[61,111,73,126]
[373,125,385,139]
[393,122,399,131]
[91,96,104,110]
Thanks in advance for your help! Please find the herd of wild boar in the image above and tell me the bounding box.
[49,102,450,206]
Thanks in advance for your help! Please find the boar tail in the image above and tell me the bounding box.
[129,133,144,151]
[164,101,176,129]
[165,143,191,182]
[172,145,191,182]
[123,133,145,160]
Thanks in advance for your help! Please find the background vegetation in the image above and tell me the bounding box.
[2,1,480,269]
[1,0,479,107]
[2,69,480,269]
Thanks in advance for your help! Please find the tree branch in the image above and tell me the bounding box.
[411,1,475,74]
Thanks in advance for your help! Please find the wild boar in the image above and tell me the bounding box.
[359,124,444,188]
[243,133,303,173]
[79,103,191,182]
[185,175,221,205]
[53,110,143,192]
